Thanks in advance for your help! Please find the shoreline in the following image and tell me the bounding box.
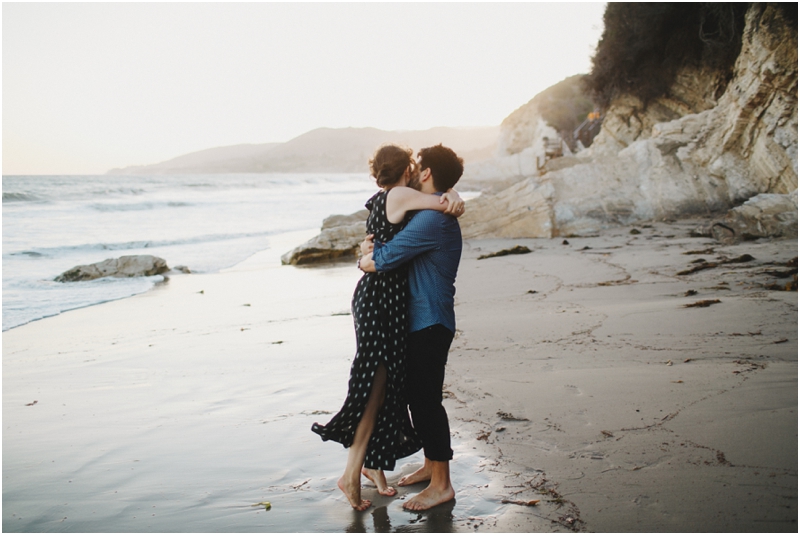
[3,219,797,532]
[2,227,322,334]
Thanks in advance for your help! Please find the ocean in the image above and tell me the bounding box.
[2,173,378,331]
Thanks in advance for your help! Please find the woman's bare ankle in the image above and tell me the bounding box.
[361,468,397,496]
[338,475,371,511]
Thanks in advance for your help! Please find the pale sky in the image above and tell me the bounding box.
[3,2,606,175]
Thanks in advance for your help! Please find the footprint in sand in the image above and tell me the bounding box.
[564,384,583,396]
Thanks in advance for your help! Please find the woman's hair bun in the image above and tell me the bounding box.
[369,144,413,187]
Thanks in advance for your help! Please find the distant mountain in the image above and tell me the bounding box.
[107,126,499,175]
[106,143,282,175]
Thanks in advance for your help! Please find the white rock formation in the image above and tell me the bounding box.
[462,76,581,186]
[460,4,797,240]
[55,255,169,282]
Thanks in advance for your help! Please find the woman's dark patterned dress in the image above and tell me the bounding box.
[311,190,421,470]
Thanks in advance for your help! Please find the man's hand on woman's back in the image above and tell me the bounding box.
[361,234,375,256]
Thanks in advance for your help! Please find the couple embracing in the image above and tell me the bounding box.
[312,143,465,512]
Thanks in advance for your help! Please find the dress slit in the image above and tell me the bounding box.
[311,190,421,470]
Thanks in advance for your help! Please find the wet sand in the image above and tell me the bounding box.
[2,239,504,532]
[3,220,797,532]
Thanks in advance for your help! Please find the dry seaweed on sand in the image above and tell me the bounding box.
[764,276,798,292]
[501,499,540,506]
[477,245,532,260]
[721,254,755,263]
[760,268,798,278]
[678,254,755,275]
[677,262,718,275]
[684,299,721,308]
[497,411,530,421]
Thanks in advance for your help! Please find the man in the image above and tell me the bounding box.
[358,144,463,511]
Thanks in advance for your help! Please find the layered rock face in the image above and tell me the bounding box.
[55,255,169,282]
[461,4,797,241]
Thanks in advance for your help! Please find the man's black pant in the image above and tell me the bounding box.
[407,324,454,462]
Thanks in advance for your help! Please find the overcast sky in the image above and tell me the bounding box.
[3,2,606,175]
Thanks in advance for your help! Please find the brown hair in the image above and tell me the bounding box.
[369,144,414,187]
[418,144,464,192]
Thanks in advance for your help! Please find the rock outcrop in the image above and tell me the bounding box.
[461,4,797,240]
[710,190,799,244]
[55,255,169,282]
[462,75,588,187]
[281,210,368,265]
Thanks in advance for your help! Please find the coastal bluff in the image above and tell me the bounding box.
[459,4,797,242]
[287,4,796,264]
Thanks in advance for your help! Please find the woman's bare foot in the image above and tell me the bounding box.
[398,464,432,487]
[338,475,371,511]
[361,468,397,496]
[402,483,455,511]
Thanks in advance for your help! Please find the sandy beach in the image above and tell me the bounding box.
[3,220,797,532]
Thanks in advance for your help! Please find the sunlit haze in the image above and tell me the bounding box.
[3,2,606,174]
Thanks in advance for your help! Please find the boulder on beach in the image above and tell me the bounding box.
[711,191,799,243]
[55,255,170,282]
[321,209,369,230]
[281,210,368,265]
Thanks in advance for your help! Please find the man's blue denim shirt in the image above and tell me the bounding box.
[372,208,462,334]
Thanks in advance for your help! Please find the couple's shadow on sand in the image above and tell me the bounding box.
[346,499,456,533]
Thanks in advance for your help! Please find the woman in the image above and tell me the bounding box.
[311,144,464,511]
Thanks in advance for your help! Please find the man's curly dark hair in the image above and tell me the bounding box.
[418,144,463,192]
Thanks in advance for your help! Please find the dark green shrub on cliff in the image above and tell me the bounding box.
[584,3,750,109]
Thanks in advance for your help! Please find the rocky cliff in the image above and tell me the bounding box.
[460,4,797,241]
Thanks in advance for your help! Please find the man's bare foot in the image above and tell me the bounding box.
[361,468,397,496]
[338,475,371,511]
[398,464,432,487]
[402,484,455,511]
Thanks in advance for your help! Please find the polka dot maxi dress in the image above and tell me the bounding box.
[311,189,421,470]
